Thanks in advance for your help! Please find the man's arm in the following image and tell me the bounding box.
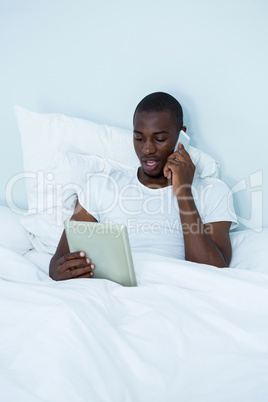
[178,197,232,267]
[49,201,98,280]
[164,143,232,268]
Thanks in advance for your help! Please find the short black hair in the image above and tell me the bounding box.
[133,92,183,131]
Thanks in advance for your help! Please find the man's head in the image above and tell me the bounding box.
[133,92,185,182]
[133,92,183,130]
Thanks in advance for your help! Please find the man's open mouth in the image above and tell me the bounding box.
[142,160,159,171]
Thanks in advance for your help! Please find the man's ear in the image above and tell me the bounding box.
[181,126,187,133]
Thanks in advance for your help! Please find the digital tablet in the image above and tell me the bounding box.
[64,220,137,287]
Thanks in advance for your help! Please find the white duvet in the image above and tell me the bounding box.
[1,246,268,402]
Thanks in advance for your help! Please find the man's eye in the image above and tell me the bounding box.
[155,138,166,143]
[134,137,142,141]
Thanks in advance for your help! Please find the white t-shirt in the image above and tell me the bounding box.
[78,167,238,259]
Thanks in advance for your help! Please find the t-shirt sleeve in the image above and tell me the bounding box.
[77,171,117,222]
[77,174,102,222]
[199,178,238,230]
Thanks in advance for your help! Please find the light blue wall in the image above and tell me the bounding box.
[1,0,268,230]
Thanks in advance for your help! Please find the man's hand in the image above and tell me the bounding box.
[163,144,232,267]
[49,201,98,281]
[163,143,195,198]
[50,251,95,281]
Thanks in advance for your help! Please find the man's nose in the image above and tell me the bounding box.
[142,139,156,155]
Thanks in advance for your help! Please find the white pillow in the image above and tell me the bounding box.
[0,206,32,254]
[20,152,135,253]
[230,229,268,273]
[14,105,220,210]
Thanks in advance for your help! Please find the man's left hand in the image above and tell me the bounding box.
[163,143,195,198]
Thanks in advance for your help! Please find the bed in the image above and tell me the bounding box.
[1,106,268,402]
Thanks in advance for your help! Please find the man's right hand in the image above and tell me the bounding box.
[49,201,98,281]
[50,251,95,281]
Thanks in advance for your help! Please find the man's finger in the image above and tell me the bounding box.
[178,143,191,159]
[57,257,91,274]
[75,271,95,279]
[168,147,187,162]
[57,251,86,266]
[163,161,178,178]
[65,251,86,261]
[62,264,95,280]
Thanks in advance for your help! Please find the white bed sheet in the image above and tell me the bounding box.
[1,246,268,402]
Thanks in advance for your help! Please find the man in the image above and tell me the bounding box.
[49,92,237,280]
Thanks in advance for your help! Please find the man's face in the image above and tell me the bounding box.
[133,111,179,179]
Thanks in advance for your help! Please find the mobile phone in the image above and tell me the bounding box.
[174,130,190,152]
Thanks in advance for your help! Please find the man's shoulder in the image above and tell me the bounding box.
[193,175,232,201]
[193,174,230,190]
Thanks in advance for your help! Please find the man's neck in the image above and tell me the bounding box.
[137,167,172,189]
